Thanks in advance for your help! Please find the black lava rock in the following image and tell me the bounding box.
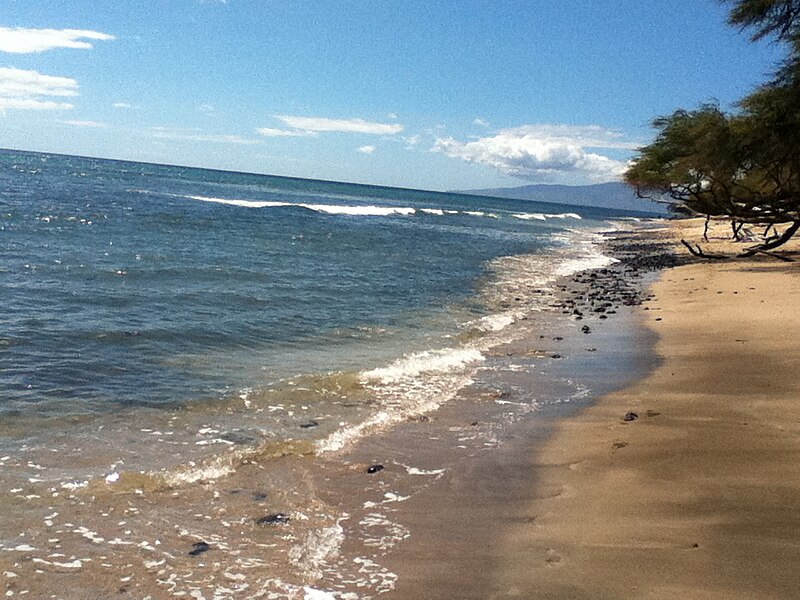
[189,541,211,556]
[257,513,290,525]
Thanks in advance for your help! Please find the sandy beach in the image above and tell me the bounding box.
[489,225,800,598]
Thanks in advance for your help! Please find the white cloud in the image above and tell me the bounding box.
[358,145,376,154]
[473,117,490,127]
[0,67,78,112]
[0,67,78,98]
[113,102,134,109]
[274,115,403,135]
[0,98,73,111]
[256,127,317,138]
[432,124,633,183]
[63,119,108,128]
[387,112,398,120]
[0,27,115,54]
[501,124,640,150]
[150,127,261,145]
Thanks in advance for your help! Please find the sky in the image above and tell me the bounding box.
[0,0,788,191]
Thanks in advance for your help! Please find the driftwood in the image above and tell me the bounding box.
[680,220,800,262]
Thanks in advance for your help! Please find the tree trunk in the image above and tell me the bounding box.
[739,220,800,257]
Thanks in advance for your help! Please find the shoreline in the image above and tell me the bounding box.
[488,226,800,598]
[0,222,672,599]
[0,220,695,599]
[378,223,681,598]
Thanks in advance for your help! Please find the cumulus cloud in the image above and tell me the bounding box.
[501,124,639,150]
[0,67,78,111]
[0,27,115,54]
[432,124,634,182]
[151,127,261,145]
[358,145,376,154]
[274,115,403,135]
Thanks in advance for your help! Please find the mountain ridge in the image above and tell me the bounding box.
[459,181,667,215]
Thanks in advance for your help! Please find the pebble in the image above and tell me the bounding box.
[257,513,290,525]
[188,541,210,556]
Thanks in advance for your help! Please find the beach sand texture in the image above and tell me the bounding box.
[495,248,800,598]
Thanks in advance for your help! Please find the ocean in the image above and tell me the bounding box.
[0,149,648,598]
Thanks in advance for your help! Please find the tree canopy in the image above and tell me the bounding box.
[625,0,800,256]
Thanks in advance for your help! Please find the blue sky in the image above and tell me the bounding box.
[0,0,786,191]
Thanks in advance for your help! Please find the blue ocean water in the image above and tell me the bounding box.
[0,149,632,420]
[0,149,655,598]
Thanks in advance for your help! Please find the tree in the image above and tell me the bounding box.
[726,0,800,44]
[625,0,800,257]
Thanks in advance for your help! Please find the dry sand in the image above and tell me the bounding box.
[494,226,800,598]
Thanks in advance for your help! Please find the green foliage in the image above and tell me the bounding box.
[725,0,800,43]
[626,0,800,234]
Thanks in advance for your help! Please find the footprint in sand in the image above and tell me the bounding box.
[545,549,562,566]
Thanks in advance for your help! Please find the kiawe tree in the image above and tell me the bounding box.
[625,0,800,258]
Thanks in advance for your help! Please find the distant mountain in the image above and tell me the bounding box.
[460,181,668,215]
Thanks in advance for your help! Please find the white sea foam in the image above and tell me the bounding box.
[552,232,619,277]
[183,193,505,220]
[187,194,415,216]
[405,466,446,476]
[304,203,416,216]
[473,313,515,332]
[188,195,289,209]
[163,462,235,486]
[289,520,345,580]
[513,212,582,221]
[317,348,484,454]
[361,348,484,385]
[304,588,337,600]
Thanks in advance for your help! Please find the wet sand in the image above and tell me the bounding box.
[385,221,800,599]
[490,231,800,597]
[379,226,679,598]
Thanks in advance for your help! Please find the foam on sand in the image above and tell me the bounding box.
[316,348,485,454]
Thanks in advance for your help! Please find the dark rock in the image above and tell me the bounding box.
[189,541,211,556]
[220,430,258,445]
[366,464,384,474]
[257,513,290,526]
[623,411,639,422]
[299,420,319,429]
[253,492,268,501]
